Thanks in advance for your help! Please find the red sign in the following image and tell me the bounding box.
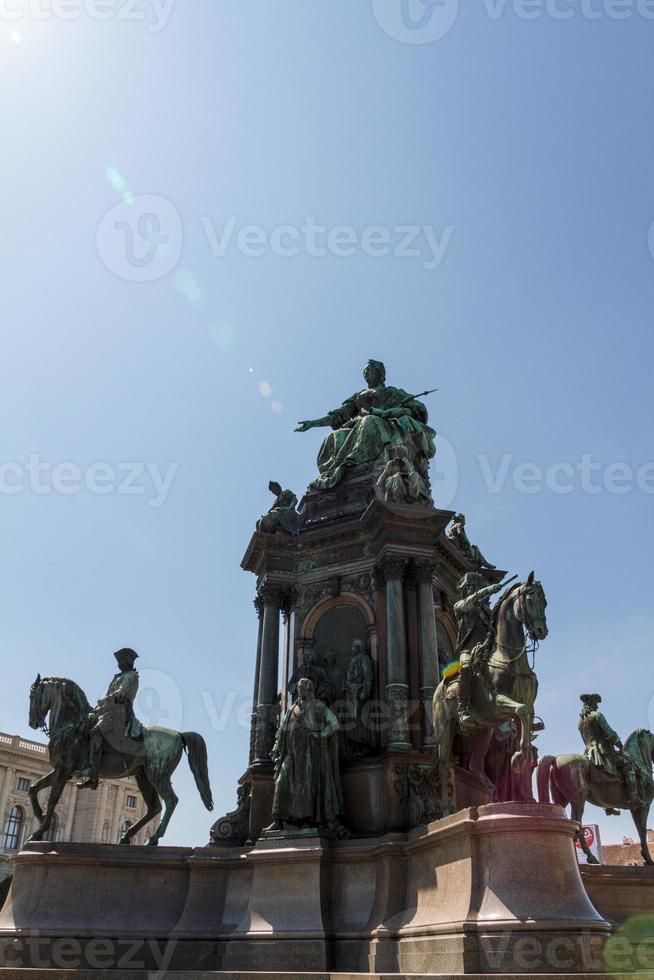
[575,826,595,849]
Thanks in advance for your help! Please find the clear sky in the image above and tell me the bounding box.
[1,0,653,850]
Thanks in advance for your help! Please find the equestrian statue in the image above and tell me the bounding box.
[27,648,213,845]
[432,571,549,818]
[538,693,654,865]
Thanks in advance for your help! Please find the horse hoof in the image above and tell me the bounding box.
[147,836,160,846]
[586,855,600,865]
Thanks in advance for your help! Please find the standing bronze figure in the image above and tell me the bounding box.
[265,678,346,837]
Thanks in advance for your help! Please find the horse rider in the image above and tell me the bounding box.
[453,572,504,733]
[78,648,143,790]
[578,693,639,811]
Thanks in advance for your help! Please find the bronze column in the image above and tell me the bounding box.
[415,560,439,750]
[380,555,411,751]
[248,595,264,765]
[254,582,283,763]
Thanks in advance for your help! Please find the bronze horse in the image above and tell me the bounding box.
[537,729,654,865]
[28,675,213,845]
[432,573,548,817]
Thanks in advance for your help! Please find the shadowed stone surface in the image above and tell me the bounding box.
[0,804,611,974]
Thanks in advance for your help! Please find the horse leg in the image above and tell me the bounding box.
[28,769,56,824]
[28,767,69,842]
[118,769,162,845]
[146,772,178,845]
[570,797,596,864]
[632,805,653,866]
[468,729,494,791]
[494,694,532,769]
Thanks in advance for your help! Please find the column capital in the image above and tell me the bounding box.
[253,595,264,618]
[414,559,438,584]
[258,581,290,609]
[377,554,409,582]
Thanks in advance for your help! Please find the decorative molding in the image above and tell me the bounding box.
[414,560,438,585]
[209,781,251,846]
[258,582,291,610]
[253,703,278,763]
[386,683,410,749]
[377,555,409,582]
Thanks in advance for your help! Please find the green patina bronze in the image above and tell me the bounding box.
[295,359,436,498]
[432,572,548,819]
[537,700,654,866]
[264,677,347,838]
[446,514,496,570]
[27,652,214,846]
[256,480,302,535]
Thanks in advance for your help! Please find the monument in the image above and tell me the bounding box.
[2,358,647,975]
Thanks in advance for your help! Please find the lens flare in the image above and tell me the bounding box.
[258,382,272,397]
[271,400,283,413]
[208,321,236,353]
[175,269,205,307]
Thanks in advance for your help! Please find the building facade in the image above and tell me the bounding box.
[0,731,155,880]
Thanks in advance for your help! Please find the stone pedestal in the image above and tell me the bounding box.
[0,803,611,974]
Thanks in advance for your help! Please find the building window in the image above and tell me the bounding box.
[126,795,137,809]
[17,777,30,793]
[3,806,24,850]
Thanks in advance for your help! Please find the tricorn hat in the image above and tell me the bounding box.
[580,693,601,706]
[114,647,139,666]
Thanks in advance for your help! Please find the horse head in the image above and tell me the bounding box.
[512,571,548,642]
[29,674,47,731]
[28,675,90,735]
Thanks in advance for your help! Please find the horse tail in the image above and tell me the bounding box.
[182,732,214,811]
[537,755,556,804]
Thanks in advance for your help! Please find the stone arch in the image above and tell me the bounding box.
[296,594,377,695]
[301,592,375,639]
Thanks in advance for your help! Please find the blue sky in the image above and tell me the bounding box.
[1,0,653,850]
